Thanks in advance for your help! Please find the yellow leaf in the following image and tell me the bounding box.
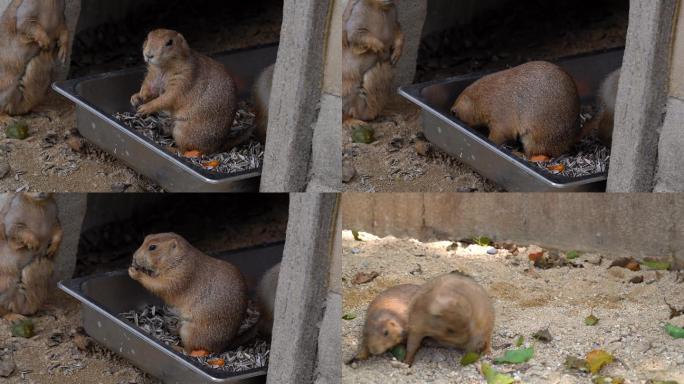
[586,349,613,374]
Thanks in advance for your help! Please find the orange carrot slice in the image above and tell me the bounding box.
[190,349,210,357]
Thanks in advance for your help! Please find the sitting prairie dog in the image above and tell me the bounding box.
[255,262,280,337]
[252,64,274,144]
[0,193,63,322]
[128,233,248,353]
[451,61,581,158]
[347,284,420,364]
[405,273,495,366]
[343,0,404,122]
[0,0,70,116]
[585,68,620,146]
[131,29,251,155]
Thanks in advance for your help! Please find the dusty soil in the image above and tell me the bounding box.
[342,232,684,384]
[343,0,628,192]
[0,1,281,193]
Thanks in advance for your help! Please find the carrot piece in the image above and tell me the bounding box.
[546,164,566,173]
[530,155,551,162]
[207,358,225,367]
[190,349,210,357]
[184,150,203,159]
[203,160,220,169]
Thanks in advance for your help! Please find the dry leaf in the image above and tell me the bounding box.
[586,349,613,374]
[352,271,379,285]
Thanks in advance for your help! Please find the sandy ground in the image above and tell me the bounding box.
[342,231,684,384]
[343,0,628,193]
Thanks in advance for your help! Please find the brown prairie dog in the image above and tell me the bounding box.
[348,284,420,364]
[0,0,69,116]
[128,233,248,353]
[451,61,581,158]
[405,273,495,366]
[343,0,404,122]
[586,68,620,146]
[252,64,274,144]
[255,262,280,337]
[0,193,63,321]
[131,29,249,155]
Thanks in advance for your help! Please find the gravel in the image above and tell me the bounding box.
[342,232,684,384]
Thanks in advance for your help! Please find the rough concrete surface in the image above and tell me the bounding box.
[607,0,676,192]
[53,193,87,283]
[341,193,684,267]
[655,97,684,192]
[394,0,427,87]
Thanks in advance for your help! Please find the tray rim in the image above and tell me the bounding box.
[398,47,625,190]
[58,241,285,381]
[52,43,280,184]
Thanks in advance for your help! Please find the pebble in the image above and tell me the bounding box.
[390,360,409,369]
[487,247,498,255]
[351,248,361,255]
[0,358,15,378]
[343,161,357,183]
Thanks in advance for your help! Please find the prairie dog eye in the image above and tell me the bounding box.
[166,39,173,47]
[149,244,157,251]
[383,330,389,337]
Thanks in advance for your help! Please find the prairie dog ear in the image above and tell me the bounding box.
[169,238,178,250]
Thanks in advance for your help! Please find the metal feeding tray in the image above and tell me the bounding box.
[53,44,278,193]
[399,49,624,192]
[58,243,284,384]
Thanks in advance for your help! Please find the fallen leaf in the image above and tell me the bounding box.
[10,320,34,338]
[481,363,515,384]
[585,314,599,326]
[352,271,379,285]
[352,230,362,241]
[586,350,613,374]
[566,250,582,260]
[515,336,525,347]
[642,258,671,271]
[532,328,553,342]
[342,313,356,321]
[207,358,225,367]
[390,345,406,361]
[473,236,492,246]
[664,323,684,339]
[460,351,480,366]
[564,355,588,372]
[546,164,565,173]
[5,121,29,140]
[190,350,210,357]
[202,160,220,169]
[493,346,534,364]
[352,125,375,144]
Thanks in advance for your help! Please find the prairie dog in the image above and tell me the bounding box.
[348,284,420,364]
[131,29,250,155]
[405,273,495,366]
[255,262,280,337]
[343,0,404,122]
[586,68,620,146]
[451,61,581,158]
[252,64,274,144]
[0,0,69,116]
[128,233,248,353]
[0,193,63,321]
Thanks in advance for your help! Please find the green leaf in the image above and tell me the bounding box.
[566,250,582,260]
[586,350,613,374]
[515,335,525,347]
[351,125,375,144]
[641,259,671,270]
[460,351,480,366]
[493,346,534,364]
[481,363,515,384]
[11,319,34,338]
[473,236,492,247]
[351,230,362,241]
[5,121,29,140]
[390,345,406,361]
[585,314,599,326]
[342,313,356,321]
[665,323,684,339]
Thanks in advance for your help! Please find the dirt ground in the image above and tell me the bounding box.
[342,231,684,384]
[0,1,281,193]
[343,0,628,192]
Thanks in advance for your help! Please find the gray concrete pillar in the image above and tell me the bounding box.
[394,0,427,87]
[53,193,87,283]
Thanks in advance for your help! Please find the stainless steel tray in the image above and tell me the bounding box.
[53,45,278,193]
[399,49,624,192]
[59,243,284,384]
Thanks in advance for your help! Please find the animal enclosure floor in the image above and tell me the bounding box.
[342,232,684,384]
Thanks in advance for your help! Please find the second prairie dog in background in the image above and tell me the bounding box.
[348,284,420,364]
[343,0,404,122]
[128,233,248,353]
[405,273,495,366]
[451,61,581,158]
[256,262,280,337]
[586,68,620,146]
[0,0,69,116]
[0,193,63,322]
[253,64,274,144]
[131,29,251,155]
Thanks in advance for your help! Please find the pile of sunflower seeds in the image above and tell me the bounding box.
[119,303,269,372]
[114,102,264,175]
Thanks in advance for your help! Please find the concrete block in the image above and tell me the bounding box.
[307,93,342,192]
[53,193,87,283]
[654,97,684,191]
[314,292,341,384]
[607,0,676,192]
[323,0,343,96]
[394,0,427,87]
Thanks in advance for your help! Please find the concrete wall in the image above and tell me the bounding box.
[53,193,87,283]
[342,193,684,268]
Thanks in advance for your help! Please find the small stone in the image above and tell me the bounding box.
[350,362,358,369]
[111,182,130,193]
[582,254,603,265]
[415,140,433,156]
[487,248,497,255]
[351,248,361,255]
[390,360,409,369]
[629,275,643,284]
[66,135,85,152]
[389,136,404,149]
[0,358,15,378]
[342,162,357,183]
